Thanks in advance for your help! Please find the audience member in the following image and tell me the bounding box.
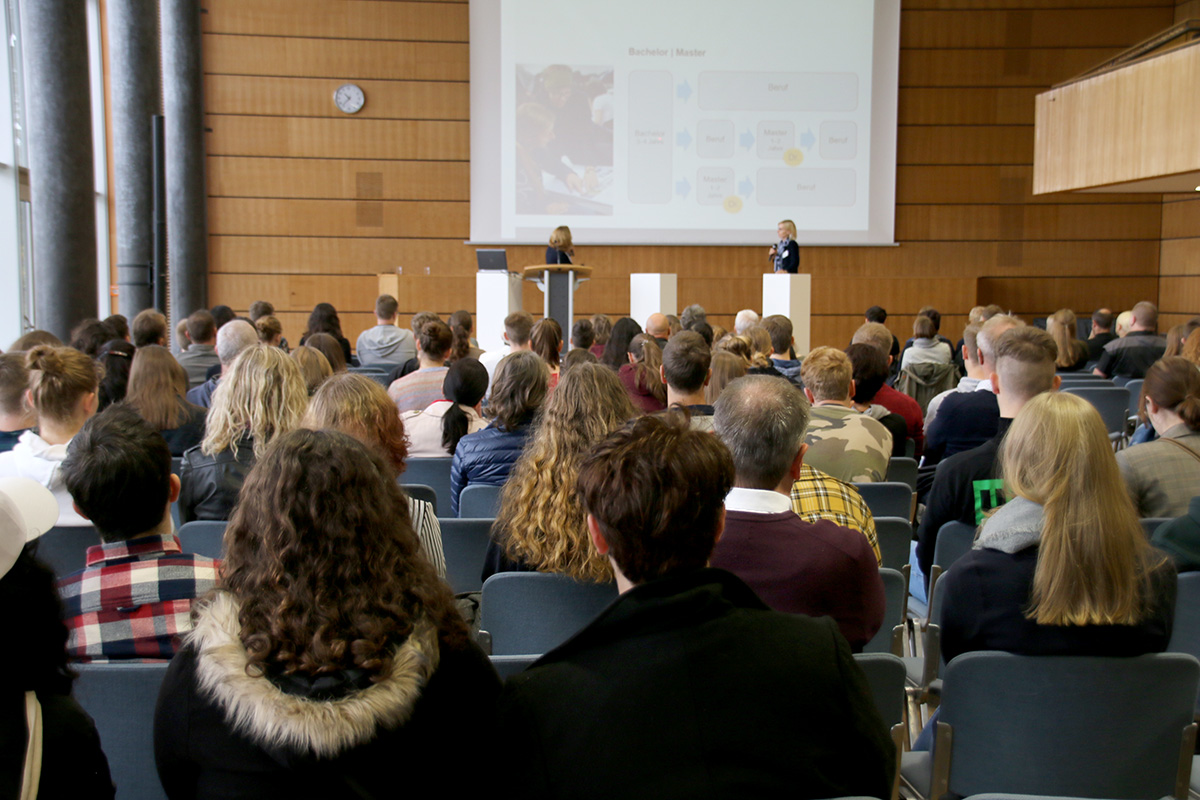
[9,329,62,352]
[174,318,190,352]
[479,311,534,386]
[356,294,416,368]
[762,314,802,384]
[713,333,753,364]
[734,308,760,335]
[290,345,332,395]
[2,478,114,798]
[939,391,1175,662]
[495,412,893,799]
[744,325,786,378]
[562,347,597,373]
[58,406,218,659]
[852,321,925,454]
[187,319,258,408]
[448,309,483,362]
[679,303,707,330]
[1047,308,1089,371]
[618,333,666,413]
[666,314,682,338]
[451,350,548,516]
[924,314,1021,464]
[690,319,715,347]
[0,346,99,525]
[179,346,307,523]
[96,339,135,411]
[70,318,118,358]
[125,345,207,456]
[924,322,984,429]
[401,357,488,458]
[712,376,884,651]
[302,373,446,576]
[900,315,952,371]
[600,316,642,372]
[1115,309,1133,338]
[789,459,881,566]
[155,430,498,797]
[298,302,352,364]
[0,353,34,453]
[1151,495,1200,572]
[253,314,282,348]
[248,299,289,350]
[570,318,595,351]
[388,320,453,413]
[104,314,130,342]
[304,331,347,374]
[845,343,908,458]
[487,363,635,581]
[1095,301,1165,379]
[530,318,563,387]
[864,304,900,361]
[1182,328,1200,366]
[177,310,219,388]
[917,326,1059,587]
[644,312,670,349]
[589,313,611,359]
[131,309,168,348]
[1086,307,1117,362]
[661,331,713,429]
[209,305,235,330]
[1116,357,1200,518]
[705,351,747,405]
[799,347,891,483]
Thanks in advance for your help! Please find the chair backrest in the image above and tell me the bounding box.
[1062,387,1131,436]
[177,520,228,560]
[936,652,1199,800]
[73,662,170,800]
[1111,375,1132,387]
[459,484,502,518]
[439,518,495,594]
[853,652,906,731]
[400,457,453,516]
[347,364,392,387]
[1142,517,1172,538]
[400,483,437,509]
[170,456,182,475]
[853,481,913,521]
[874,516,912,572]
[932,521,976,575]
[31,526,101,577]
[480,572,618,655]
[1170,572,1200,714]
[864,567,906,655]
[886,457,918,490]
[490,654,539,681]
[1126,378,1144,418]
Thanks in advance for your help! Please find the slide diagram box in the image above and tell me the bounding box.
[820,121,857,159]
[627,70,673,204]
[697,120,735,158]
[698,71,858,112]
[757,168,856,207]
[757,121,795,159]
[697,167,734,205]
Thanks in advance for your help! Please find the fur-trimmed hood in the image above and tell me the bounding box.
[185,591,440,760]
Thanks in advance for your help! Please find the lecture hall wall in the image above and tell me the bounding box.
[195,0,1186,351]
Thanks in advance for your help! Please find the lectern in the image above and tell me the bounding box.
[762,273,811,356]
[523,265,592,339]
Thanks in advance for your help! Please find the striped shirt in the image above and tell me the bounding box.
[790,464,881,565]
[388,367,449,414]
[58,533,219,661]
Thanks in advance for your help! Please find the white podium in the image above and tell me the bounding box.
[761,273,811,356]
[629,273,677,329]
[476,270,523,353]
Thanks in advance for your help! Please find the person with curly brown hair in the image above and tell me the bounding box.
[154,429,500,798]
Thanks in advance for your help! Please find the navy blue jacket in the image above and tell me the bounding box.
[450,420,533,516]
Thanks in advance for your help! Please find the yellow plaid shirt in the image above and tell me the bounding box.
[789,463,881,565]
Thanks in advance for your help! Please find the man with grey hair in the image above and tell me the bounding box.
[711,375,884,652]
[924,313,1022,465]
[186,320,257,409]
[734,309,759,336]
[679,303,707,331]
[1094,300,1166,379]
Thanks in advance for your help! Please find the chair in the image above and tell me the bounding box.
[1169,572,1200,715]
[490,654,538,680]
[1111,375,1132,387]
[1062,386,1132,439]
[854,652,907,800]
[926,521,976,600]
[480,572,617,655]
[900,652,1199,800]
[1125,378,1144,420]
[347,364,392,387]
[400,457,452,516]
[439,518,494,594]
[874,516,912,573]
[30,526,101,577]
[177,520,227,560]
[864,568,906,655]
[73,662,170,800]
[886,457,918,491]
[400,483,437,509]
[459,484,502,518]
[1141,517,1172,537]
[854,482,913,521]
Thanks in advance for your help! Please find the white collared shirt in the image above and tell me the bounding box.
[724,487,793,515]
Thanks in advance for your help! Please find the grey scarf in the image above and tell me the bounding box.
[974,496,1043,554]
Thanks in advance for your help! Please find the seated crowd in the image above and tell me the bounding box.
[1,295,1198,799]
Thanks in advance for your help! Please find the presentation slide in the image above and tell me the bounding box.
[470,0,900,246]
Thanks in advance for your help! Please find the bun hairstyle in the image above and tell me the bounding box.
[25,345,100,423]
[418,320,453,362]
[440,357,489,455]
[1141,356,1200,429]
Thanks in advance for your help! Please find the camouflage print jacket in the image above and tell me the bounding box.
[803,404,892,484]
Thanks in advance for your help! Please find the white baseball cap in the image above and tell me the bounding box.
[0,476,60,580]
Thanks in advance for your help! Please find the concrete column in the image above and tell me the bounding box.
[161,0,207,345]
[23,0,98,340]
[109,0,160,317]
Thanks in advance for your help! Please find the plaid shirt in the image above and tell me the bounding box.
[790,464,881,565]
[58,533,219,661]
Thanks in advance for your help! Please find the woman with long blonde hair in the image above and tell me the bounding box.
[487,362,636,583]
[939,391,1174,662]
[705,351,747,405]
[1046,308,1089,371]
[179,345,308,522]
[124,344,207,455]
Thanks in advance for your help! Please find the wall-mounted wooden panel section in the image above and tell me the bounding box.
[202,0,1173,352]
[977,276,1160,315]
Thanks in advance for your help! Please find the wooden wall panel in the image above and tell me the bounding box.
[977,276,1160,315]
[200,0,1176,353]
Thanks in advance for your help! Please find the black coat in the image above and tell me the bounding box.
[0,690,114,799]
[178,438,255,523]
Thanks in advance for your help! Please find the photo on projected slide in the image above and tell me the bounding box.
[514,63,614,216]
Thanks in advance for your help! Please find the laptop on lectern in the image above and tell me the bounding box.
[475,249,508,271]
